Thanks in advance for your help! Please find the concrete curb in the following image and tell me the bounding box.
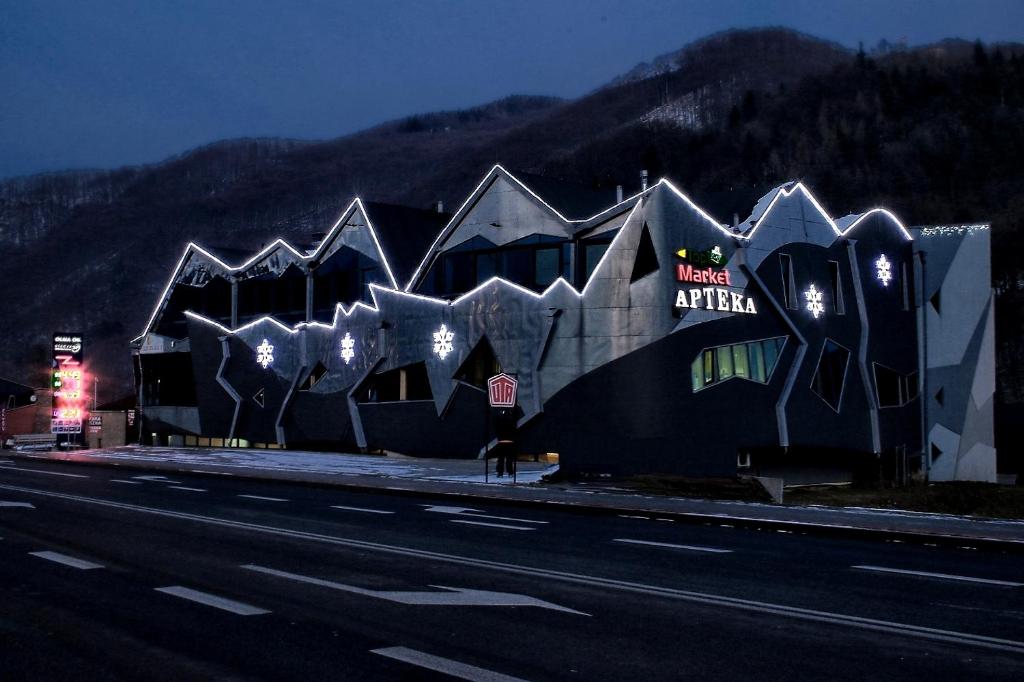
[5,451,1023,553]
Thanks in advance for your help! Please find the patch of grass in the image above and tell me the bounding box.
[786,482,1024,520]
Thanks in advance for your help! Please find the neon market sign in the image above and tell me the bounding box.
[675,245,726,267]
[675,287,757,314]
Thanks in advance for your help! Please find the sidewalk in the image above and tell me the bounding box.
[5,445,1024,550]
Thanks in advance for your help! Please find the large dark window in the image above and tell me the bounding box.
[811,339,850,411]
[455,337,502,389]
[357,362,432,403]
[691,337,786,392]
[433,234,570,296]
[140,353,198,407]
[238,264,307,325]
[311,248,382,322]
[873,363,919,408]
[578,229,619,284]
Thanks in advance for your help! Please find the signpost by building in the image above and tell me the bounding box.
[484,373,519,483]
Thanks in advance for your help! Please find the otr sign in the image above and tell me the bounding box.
[487,373,518,408]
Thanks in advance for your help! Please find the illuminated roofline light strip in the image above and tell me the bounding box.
[135,196,407,340]
[183,310,300,335]
[579,201,642,297]
[403,164,653,292]
[839,208,914,242]
[656,178,731,236]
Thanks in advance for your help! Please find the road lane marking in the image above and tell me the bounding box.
[613,538,733,554]
[0,501,35,508]
[238,495,289,502]
[132,475,181,483]
[154,586,270,615]
[330,505,394,514]
[242,564,587,614]
[110,479,142,485]
[30,551,103,570]
[451,520,535,531]
[167,486,206,492]
[12,468,88,478]
[852,565,1023,587]
[371,646,528,682]
[423,505,548,524]
[4,482,1023,655]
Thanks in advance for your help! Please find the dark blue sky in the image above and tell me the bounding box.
[3,0,1022,179]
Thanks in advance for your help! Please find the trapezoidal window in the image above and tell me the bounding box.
[356,362,432,403]
[630,224,659,282]
[298,362,328,392]
[455,337,502,390]
[810,339,850,412]
[691,337,786,392]
[828,260,845,315]
[873,363,919,408]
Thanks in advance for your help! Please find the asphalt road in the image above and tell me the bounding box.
[1,457,1023,681]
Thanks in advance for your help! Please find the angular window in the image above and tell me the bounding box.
[455,337,501,389]
[356,362,432,403]
[929,288,941,315]
[630,225,659,282]
[811,339,850,412]
[901,261,910,311]
[780,254,797,309]
[828,261,845,315]
[691,337,787,392]
[873,363,919,408]
[299,362,329,392]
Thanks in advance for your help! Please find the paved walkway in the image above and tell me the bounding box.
[5,445,1023,547]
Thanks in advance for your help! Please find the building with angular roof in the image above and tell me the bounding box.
[131,165,996,483]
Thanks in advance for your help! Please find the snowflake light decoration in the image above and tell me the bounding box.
[340,332,355,365]
[875,254,892,286]
[255,339,274,368]
[805,284,824,319]
[432,324,454,360]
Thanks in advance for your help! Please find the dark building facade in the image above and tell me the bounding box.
[132,166,996,482]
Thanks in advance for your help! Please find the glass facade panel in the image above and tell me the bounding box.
[716,346,734,380]
[535,248,560,287]
[749,342,766,383]
[732,344,749,379]
[691,356,704,392]
[585,243,609,279]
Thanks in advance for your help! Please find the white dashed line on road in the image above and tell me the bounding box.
[167,486,206,492]
[154,586,270,615]
[450,519,535,531]
[614,538,733,553]
[238,495,288,502]
[371,647,528,682]
[330,505,394,514]
[110,479,142,485]
[852,565,1023,587]
[30,551,104,570]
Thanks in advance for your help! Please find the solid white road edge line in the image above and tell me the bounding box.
[613,538,733,553]
[330,505,394,514]
[852,565,1024,587]
[238,495,289,502]
[11,468,88,478]
[371,646,528,682]
[154,586,270,615]
[450,519,535,531]
[2,482,1022,655]
[29,550,103,570]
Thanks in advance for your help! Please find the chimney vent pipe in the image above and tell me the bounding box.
[640,170,648,191]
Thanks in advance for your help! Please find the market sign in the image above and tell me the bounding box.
[673,246,756,315]
[487,373,518,408]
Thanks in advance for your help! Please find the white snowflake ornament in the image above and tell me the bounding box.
[340,332,355,364]
[805,284,824,319]
[875,254,892,286]
[256,339,274,368]
[432,324,454,360]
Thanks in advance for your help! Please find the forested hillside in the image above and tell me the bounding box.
[2,29,1022,455]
